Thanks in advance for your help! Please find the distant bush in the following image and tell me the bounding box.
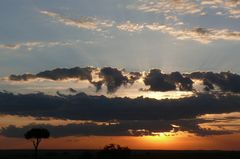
[98,144,131,159]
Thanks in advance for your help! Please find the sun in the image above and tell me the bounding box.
[143,132,174,143]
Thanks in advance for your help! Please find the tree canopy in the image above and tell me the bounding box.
[24,128,50,139]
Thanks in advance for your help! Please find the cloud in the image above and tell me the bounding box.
[198,112,240,133]
[39,10,240,44]
[9,67,96,81]
[7,67,240,94]
[144,69,193,91]
[0,118,236,137]
[68,88,77,93]
[146,23,240,43]
[144,69,176,91]
[0,91,240,121]
[132,0,240,19]
[116,23,240,43]
[117,21,144,32]
[188,71,240,93]
[37,67,95,81]
[203,79,214,91]
[132,0,201,15]
[201,0,240,18]
[128,72,142,84]
[8,67,133,93]
[0,90,240,137]
[170,72,193,91]
[7,67,193,93]
[0,114,112,128]
[99,67,129,93]
[0,120,174,137]
[4,25,239,46]
[127,0,240,43]
[201,0,240,9]
[40,10,114,31]
[0,41,72,51]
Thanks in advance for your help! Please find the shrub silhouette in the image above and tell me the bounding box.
[24,128,50,159]
[98,144,131,159]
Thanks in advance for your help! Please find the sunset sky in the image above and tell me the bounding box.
[0,0,240,150]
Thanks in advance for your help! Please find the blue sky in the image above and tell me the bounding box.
[0,0,240,76]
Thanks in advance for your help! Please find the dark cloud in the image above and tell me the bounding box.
[188,71,240,92]
[0,118,233,138]
[0,90,239,138]
[203,79,214,91]
[194,28,209,35]
[9,67,95,81]
[0,92,240,121]
[9,74,36,81]
[144,69,176,91]
[3,68,240,138]
[0,120,174,138]
[169,72,193,91]
[7,67,240,93]
[37,67,95,81]
[128,72,142,84]
[69,88,77,93]
[8,67,135,93]
[144,69,193,91]
[100,67,129,93]
[175,119,232,137]
[91,81,104,92]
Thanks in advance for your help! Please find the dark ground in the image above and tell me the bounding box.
[0,150,240,159]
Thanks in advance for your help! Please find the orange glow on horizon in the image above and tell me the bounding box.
[1,133,240,150]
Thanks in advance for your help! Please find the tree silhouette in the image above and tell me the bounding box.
[24,128,50,159]
[98,144,131,159]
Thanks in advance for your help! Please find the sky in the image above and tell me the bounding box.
[0,0,240,150]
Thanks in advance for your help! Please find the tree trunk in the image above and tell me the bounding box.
[33,138,40,159]
[34,146,38,159]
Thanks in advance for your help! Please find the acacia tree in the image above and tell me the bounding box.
[24,128,50,159]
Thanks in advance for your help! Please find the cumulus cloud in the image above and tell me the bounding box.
[188,71,240,93]
[99,67,129,93]
[203,79,214,91]
[170,71,193,91]
[40,10,114,31]
[8,67,134,93]
[144,69,176,91]
[128,72,142,84]
[144,69,193,91]
[8,67,240,94]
